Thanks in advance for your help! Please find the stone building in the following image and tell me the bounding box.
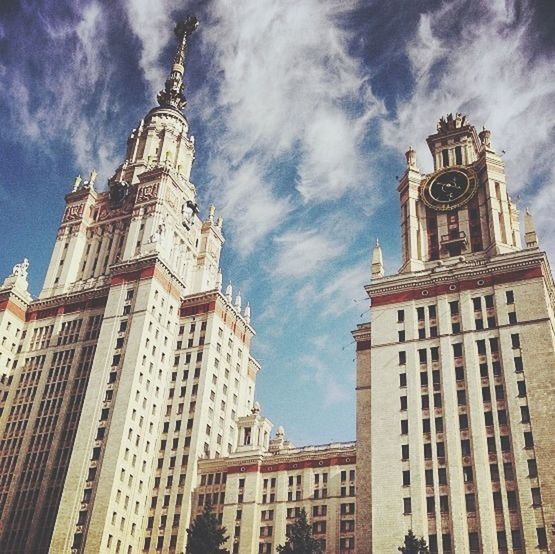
[0,17,258,554]
[354,114,555,553]
[193,404,356,554]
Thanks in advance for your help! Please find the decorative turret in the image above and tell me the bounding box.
[232,403,273,455]
[524,209,539,248]
[157,16,199,112]
[225,282,233,302]
[244,302,251,324]
[234,291,242,311]
[371,239,384,280]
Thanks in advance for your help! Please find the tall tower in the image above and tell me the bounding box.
[0,18,259,554]
[355,114,555,553]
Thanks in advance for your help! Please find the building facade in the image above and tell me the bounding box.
[0,18,259,554]
[355,114,555,553]
[194,406,356,554]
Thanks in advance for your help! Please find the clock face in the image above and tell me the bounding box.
[421,167,477,211]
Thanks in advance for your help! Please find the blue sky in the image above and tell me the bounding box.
[1,0,554,446]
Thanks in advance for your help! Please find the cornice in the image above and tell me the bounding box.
[367,250,549,299]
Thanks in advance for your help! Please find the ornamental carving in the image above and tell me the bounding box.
[137,183,159,203]
[63,203,85,223]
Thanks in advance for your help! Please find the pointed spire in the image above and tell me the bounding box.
[225,282,233,301]
[244,302,251,324]
[235,291,242,311]
[524,208,539,248]
[157,16,199,111]
[371,239,384,279]
[208,204,216,222]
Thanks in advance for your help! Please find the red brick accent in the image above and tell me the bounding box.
[371,265,543,307]
[0,299,27,320]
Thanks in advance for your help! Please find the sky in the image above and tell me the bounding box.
[1,0,555,446]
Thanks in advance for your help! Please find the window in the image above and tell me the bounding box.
[457,389,466,405]
[400,396,407,411]
[517,380,527,397]
[455,366,465,381]
[423,443,432,459]
[402,470,410,486]
[425,470,433,485]
[497,531,507,551]
[439,495,449,513]
[469,532,480,552]
[511,334,521,349]
[438,468,447,485]
[397,310,405,322]
[514,356,523,372]
[399,351,406,365]
[400,373,407,387]
[521,406,530,423]
[418,349,427,364]
[401,444,409,460]
[453,343,463,357]
[441,149,449,167]
[532,487,542,506]
[401,420,408,435]
[511,530,522,550]
[455,145,463,165]
[476,340,486,355]
[426,496,435,513]
[537,528,547,549]
[403,497,412,514]
[465,493,476,512]
[449,301,459,315]
[506,290,514,304]
[417,307,425,321]
[524,432,534,449]
[508,311,517,324]
[398,330,406,342]
[422,419,431,433]
[461,439,471,456]
[459,414,468,430]
[463,466,473,483]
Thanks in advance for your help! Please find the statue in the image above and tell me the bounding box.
[12,258,29,278]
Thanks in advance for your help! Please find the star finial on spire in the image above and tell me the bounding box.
[157,16,199,111]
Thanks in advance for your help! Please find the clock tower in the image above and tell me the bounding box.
[400,113,520,273]
[355,114,555,553]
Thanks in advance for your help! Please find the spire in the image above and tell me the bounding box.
[524,208,539,248]
[157,16,199,111]
[371,239,384,279]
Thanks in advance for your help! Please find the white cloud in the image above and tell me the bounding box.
[198,0,383,251]
[0,2,120,181]
[272,228,347,279]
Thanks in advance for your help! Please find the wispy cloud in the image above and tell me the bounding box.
[198,0,383,252]
[381,1,555,252]
[0,2,121,181]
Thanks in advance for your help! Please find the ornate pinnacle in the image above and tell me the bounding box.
[157,16,199,111]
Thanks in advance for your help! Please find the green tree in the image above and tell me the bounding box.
[186,502,229,554]
[398,529,429,554]
[277,508,324,554]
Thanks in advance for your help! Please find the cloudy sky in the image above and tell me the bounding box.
[1,0,554,445]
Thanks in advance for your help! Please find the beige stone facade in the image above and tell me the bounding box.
[0,21,258,554]
[355,115,555,553]
[194,410,356,554]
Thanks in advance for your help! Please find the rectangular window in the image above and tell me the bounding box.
[403,497,412,514]
[399,351,406,365]
[511,334,521,349]
[455,146,462,165]
[506,290,514,304]
[397,310,405,322]
[400,373,407,387]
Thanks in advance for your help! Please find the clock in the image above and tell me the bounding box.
[421,167,477,211]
